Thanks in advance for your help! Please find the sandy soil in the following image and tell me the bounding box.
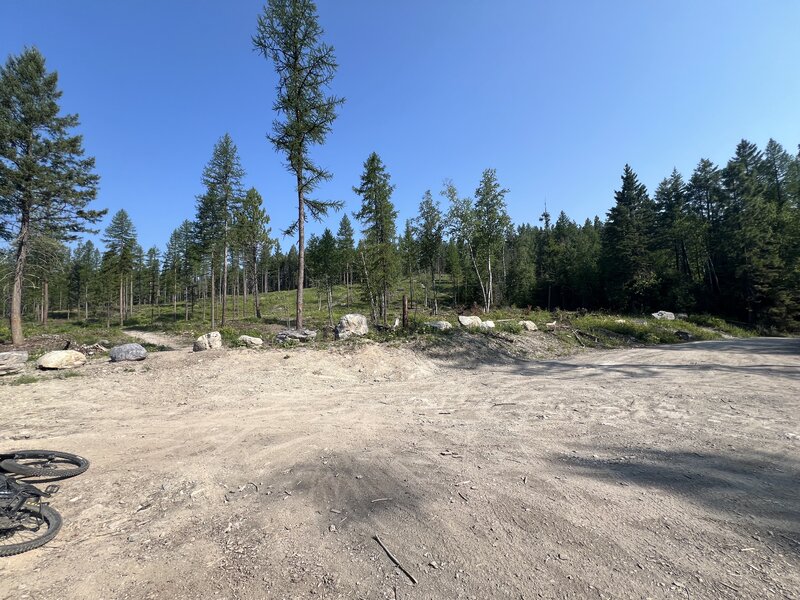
[1,333,798,600]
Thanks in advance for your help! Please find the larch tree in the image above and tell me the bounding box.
[0,47,104,344]
[253,0,344,330]
[354,152,398,325]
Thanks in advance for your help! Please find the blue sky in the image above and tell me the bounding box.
[2,1,799,252]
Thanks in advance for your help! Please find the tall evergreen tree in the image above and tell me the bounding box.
[233,188,271,319]
[335,214,356,306]
[196,133,245,328]
[414,190,444,314]
[354,152,398,324]
[102,209,138,326]
[601,165,658,311]
[0,47,104,344]
[253,0,344,330]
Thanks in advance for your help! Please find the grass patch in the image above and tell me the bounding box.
[7,374,38,385]
[687,314,756,337]
[573,314,720,345]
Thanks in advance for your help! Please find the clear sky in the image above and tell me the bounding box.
[2,1,799,252]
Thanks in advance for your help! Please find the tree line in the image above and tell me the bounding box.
[2,1,799,345]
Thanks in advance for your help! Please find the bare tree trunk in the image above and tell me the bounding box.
[431,267,437,316]
[346,263,352,306]
[211,255,216,329]
[326,284,333,328]
[254,249,262,319]
[486,255,493,312]
[10,210,30,345]
[119,277,124,326]
[360,251,378,324]
[466,242,488,313]
[221,232,228,326]
[243,266,248,317]
[42,279,49,326]
[296,173,305,330]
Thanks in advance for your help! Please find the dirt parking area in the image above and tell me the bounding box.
[1,335,798,599]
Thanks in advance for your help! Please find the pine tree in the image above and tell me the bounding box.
[102,209,138,326]
[354,152,398,324]
[0,47,104,344]
[253,0,344,330]
[601,165,658,311]
[234,188,271,319]
[196,133,245,328]
[68,240,100,320]
[145,246,161,318]
[335,214,356,306]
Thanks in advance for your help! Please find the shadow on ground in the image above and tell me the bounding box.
[554,446,800,553]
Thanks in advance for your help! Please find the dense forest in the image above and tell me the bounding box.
[2,43,799,340]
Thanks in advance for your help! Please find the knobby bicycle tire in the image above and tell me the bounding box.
[0,504,62,557]
[0,450,89,479]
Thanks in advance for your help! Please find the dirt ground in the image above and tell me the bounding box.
[1,332,798,600]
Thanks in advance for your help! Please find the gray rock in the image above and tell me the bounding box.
[518,320,538,331]
[37,350,87,370]
[676,313,688,320]
[675,330,695,341]
[425,321,452,331]
[276,329,317,343]
[334,314,369,340]
[0,351,28,376]
[193,331,223,352]
[109,343,147,362]
[479,320,495,330]
[238,335,263,348]
[652,310,676,321]
[458,315,482,328]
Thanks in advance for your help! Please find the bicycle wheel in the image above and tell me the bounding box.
[0,504,62,557]
[0,450,89,479]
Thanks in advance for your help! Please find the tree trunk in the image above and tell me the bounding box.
[42,279,49,326]
[254,248,262,319]
[431,267,437,316]
[221,229,229,326]
[211,255,216,329]
[296,172,305,330]
[360,251,378,324]
[326,284,333,328]
[119,277,124,326]
[346,263,352,306]
[466,242,488,314]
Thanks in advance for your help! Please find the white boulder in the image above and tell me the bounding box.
[425,321,452,331]
[193,331,223,352]
[238,335,263,348]
[335,314,369,340]
[652,311,676,321]
[37,350,86,370]
[458,315,482,328]
[518,320,538,331]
